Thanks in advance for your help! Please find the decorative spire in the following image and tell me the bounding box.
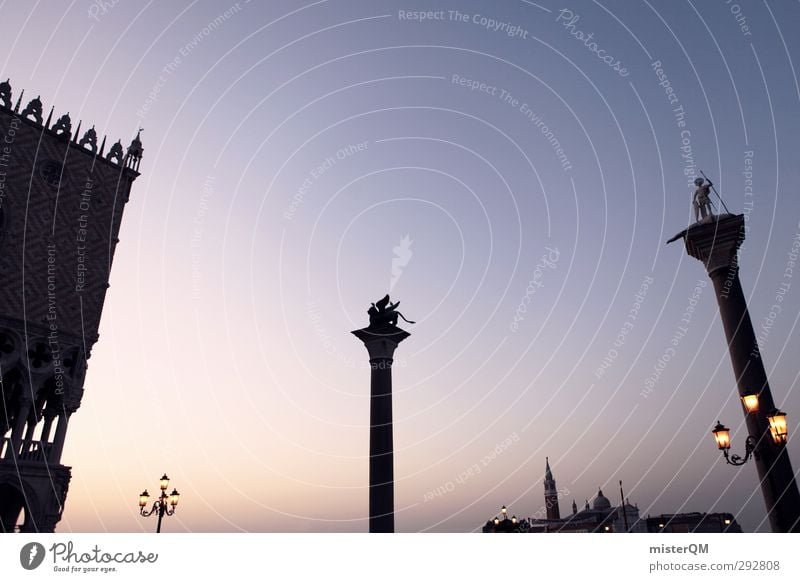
[544,456,553,482]
[99,135,106,156]
[572,499,578,514]
[14,88,24,112]
[125,128,143,171]
[45,106,54,129]
[72,120,82,144]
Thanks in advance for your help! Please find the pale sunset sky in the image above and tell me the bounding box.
[2,0,799,532]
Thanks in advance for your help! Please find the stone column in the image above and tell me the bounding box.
[679,213,800,532]
[7,399,30,460]
[50,413,70,464]
[40,413,55,444]
[352,324,410,533]
[21,412,37,458]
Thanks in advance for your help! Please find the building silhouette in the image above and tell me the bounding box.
[522,487,646,533]
[645,512,741,533]
[0,79,141,532]
[543,456,560,520]
[483,459,741,533]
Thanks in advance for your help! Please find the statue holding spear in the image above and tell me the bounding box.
[692,170,730,222]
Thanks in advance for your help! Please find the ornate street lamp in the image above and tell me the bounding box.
[767,409,789,445]
[740,390,760,415]
[712,421,757,466]
[138,473,180,533]
[712,408,790,466]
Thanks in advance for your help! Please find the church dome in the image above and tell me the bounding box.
[593,489,611,511]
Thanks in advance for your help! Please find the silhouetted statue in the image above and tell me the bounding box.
[693,177,714,222]
[367,294,415,328]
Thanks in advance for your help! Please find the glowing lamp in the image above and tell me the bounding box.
[740,391,759,415]
[159,474,170,491]
[169,488,180,507]
[712,422,731,450]
[767,409,788,444]
[139,490,150,508]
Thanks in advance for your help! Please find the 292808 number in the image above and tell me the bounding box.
[736,560,780,571]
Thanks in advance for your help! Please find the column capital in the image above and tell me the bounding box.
[351,325,410,361]
[670,214,745,277]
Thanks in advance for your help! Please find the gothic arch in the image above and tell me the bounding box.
[0,476,41,533]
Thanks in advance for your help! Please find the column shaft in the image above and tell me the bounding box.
[679,214,800,532]
[50,414,70,463]
[352,325,409,533]
[710,265,800,532]
[369,358,394,533]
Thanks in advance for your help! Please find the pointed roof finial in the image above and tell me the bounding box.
[14,88,24,112]
[99,135,107,156]
[45,105,54,129]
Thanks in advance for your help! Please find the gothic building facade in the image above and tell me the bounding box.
[0,79,141,532]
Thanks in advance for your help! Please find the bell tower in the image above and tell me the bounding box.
[0,79,141,532]
[544,457,560,520]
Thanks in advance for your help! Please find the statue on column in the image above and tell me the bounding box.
[693,177,714,222]
[367,295,415,329]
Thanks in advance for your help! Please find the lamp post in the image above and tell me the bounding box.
[138,473,180,533]
[712,421,757,466]
[711,393,792,467]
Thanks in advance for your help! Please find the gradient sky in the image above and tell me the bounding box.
[2,0,799,533]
